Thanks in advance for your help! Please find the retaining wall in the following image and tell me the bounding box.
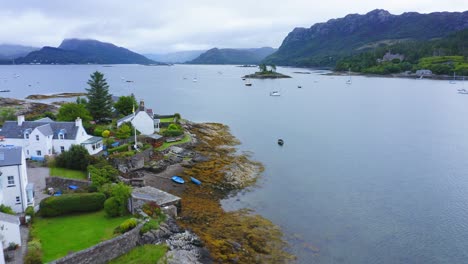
[50,222,144,264]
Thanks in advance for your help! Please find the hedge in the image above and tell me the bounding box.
[108,144,130,154]
[39,193,106,217]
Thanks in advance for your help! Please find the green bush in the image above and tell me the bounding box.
[104,197,121,217]
[28,240,42,252]
[88,164,119,187]
[25,206,35,218]
[24,248,42,264]
[108,144,130,154]
[114,218,138,234]
[55,145,90,171]
[102,130,111,138]
[93,126,106,137]
[39,193,106,217]
[140,219,160,234]
[0,204,15,215]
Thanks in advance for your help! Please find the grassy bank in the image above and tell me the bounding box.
[32,210,131,262]
[50,167,87,180]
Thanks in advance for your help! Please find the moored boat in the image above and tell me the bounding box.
[190,177,201,185]
[171,176,185,184]
[278,139,284,146]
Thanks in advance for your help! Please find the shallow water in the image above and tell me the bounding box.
[2,64,468,263]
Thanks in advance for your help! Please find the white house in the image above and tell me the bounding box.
[0,146,33,213]
[0,212,21,250]
[0,116,103,159]
[117,100,160,135]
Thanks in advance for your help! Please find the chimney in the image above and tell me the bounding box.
[75,117,82,127]
[18,115,25,126]
[139,100,145,111]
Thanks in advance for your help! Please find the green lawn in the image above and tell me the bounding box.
[109,244,168,264]
[50,167,87,180]
[158,117,175,123]
[32,210,131,262]
[156,134,191,151]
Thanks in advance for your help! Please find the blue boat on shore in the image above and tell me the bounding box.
[191,177,201,185]
[171,176,185,184]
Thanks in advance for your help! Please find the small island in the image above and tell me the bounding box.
[243,64,291,79]
[26,92,88,100]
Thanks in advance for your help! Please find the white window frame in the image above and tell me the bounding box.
[7,175,15,186]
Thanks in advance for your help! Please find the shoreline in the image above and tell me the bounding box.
[323,70,466,81]
[136,121,294,263]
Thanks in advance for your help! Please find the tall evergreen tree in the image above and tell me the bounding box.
[86,71,113,121]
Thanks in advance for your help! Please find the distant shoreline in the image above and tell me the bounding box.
[326,71,466,81]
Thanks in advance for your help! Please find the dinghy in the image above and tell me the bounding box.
[171,176,185,184]
[190,177,202,185]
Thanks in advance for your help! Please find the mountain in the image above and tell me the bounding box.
[16,39,156,64]
[144,50,206,63]
[264,9,468,67]
[0,44,39,60]
[189,47,276,64]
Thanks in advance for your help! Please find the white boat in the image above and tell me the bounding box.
[450,72,456,84]
[193,77,197,82]
[346,68,352,84]
[270,91,280,96]
[245,79,252,86]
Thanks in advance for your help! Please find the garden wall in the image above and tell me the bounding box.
[46,177,91,191]
[50,222,144,264]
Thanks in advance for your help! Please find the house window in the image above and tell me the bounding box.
[36,135,39,141]
[59,134,64,139]
[25,133,30,139]
[7,176,15,186]
[27,150,29,155]
[36,150,42,156]
[60,146,65,152]
[16,196,20,204]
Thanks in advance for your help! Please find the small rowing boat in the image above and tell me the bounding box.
[190,177,201,185]
[278,139,284,146]
[171,176,185,184]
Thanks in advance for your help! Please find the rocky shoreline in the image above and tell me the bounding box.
[244,72,291,79]
[0,97,58,117]
[126,121,293,263]
[25,92,88,100]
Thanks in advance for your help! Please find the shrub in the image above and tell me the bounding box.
[114,218,138,234]
[162,123,184,137]
[108,144,130,154]
[88,164,119,187]
[25,206,35,218]
[24,248,43,264]
[102,130,111,138]
[142,202,162,218]
[140,219,160,234]
[55,145,90,171]
[39,193,106,217]
[28,240,42,252]
[0,204,15,215]
[104,197,121,217]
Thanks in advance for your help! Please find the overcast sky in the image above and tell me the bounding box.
[1,0,467,53]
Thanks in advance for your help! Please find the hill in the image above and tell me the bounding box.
[0,44,39,60]
[16,39,156,64]
[144,50,206,63]
[264,9,468,67]
[189,47,276,64]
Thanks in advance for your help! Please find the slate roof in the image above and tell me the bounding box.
[0,121,79,140]
[132,186,181,205]
[81,136,103,144]
[0,212,20,225]
[0,146,23,166]
[36,124,53,136]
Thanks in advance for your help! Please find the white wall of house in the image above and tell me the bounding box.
[52,139,77,155]
[0,219,21,249]
[0,165,27,213]
[27,129,53,158]
[131,112,155,135]
[0,243,4,263]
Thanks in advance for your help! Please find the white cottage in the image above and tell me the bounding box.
[0,116,102,159]
[117,100,160,135]
[0,212,21,250]
[0,146,32,213]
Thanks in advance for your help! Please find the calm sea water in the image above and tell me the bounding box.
[2,64,468,263]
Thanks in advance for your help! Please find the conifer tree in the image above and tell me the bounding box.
[86,71,113,121]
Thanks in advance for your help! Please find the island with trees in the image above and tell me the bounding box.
[243,63,291,79]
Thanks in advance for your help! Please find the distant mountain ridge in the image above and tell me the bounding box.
[264,9,468,67]
[0,44,39,60]
[189,47,276,64]
[16,39,156,64]
[144,50,206,63]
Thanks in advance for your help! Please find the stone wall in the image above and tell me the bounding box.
[45,177,91,191]
[112,148,154,173]
[50,222,144,264]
